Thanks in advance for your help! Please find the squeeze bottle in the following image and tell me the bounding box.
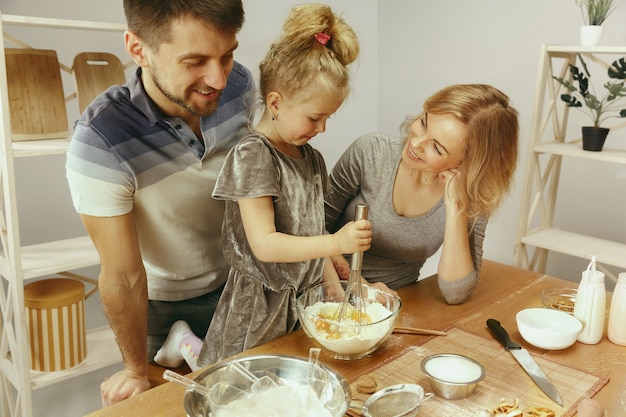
[573,256,606,344]
[608,272,626,346]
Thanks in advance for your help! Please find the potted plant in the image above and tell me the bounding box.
[552,54,626,151]
[576,0,617,46]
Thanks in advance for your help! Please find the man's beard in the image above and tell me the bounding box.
[151,69,221,117]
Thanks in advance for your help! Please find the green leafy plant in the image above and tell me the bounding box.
[552,54,626,128]
[576,0,617,25]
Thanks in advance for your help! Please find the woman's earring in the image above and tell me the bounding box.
[272,115,275,121]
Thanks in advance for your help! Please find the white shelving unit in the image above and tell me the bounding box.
[514,44,626,283]
[0,13,127,417]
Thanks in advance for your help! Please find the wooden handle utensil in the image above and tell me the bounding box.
[393,326,447,336]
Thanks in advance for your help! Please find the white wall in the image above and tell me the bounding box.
[1,0,625,416]
[377,0,626,281]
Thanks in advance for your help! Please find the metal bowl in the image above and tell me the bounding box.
[296,281,402,360]
[420,354,485,400]
[183,354,351,417]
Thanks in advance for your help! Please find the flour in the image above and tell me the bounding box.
[424,355,483,383]
[212,384,333,417]
[303,301,393,355]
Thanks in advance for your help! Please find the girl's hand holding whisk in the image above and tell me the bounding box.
[332,219,372,255]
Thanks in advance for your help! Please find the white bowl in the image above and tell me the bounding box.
[516,308,583,350]
[296,281,401,360]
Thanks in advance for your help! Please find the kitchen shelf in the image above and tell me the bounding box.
[0,13,127,417]
[534,142,626,164]
[521,228,626,270]
[12,138,72,157]
[0,236,99,281]
[18,236,100,279]
[1,13,126,32]
[514,44,626,283]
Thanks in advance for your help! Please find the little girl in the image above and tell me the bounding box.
[154,3,368,370]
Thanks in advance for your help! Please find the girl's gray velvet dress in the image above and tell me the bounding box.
[197,133,329,367]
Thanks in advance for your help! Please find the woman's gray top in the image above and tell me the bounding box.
[325,134,486,304]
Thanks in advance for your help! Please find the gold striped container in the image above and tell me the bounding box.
[24,278,87,371]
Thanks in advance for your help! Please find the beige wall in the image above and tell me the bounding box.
[377,1,626,280]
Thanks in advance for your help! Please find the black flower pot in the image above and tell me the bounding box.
[582,126,609,151]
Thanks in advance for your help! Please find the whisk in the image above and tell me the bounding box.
[336,204,369,327]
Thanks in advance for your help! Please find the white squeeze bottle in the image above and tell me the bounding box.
[608,272,626,346]
[573,256,606,345]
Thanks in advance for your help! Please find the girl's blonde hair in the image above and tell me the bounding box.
[259,3,359,104]
[402,84,519,218]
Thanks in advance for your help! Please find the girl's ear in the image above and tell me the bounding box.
[267,91,282,116]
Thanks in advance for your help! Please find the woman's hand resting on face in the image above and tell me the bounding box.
[438,168,468,215]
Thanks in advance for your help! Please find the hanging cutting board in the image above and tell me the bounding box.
[72,52,126,113]
[5,48,69,141]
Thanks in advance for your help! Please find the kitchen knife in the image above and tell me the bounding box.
[487,318,564,406]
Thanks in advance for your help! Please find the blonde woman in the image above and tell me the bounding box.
[326,84,519,304]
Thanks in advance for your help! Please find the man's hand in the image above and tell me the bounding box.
[101,368,151,407]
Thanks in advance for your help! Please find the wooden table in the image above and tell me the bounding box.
[85,260,626,416]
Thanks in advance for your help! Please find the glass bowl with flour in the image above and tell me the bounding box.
[296,281,402,360]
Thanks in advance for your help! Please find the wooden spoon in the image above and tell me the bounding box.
[392,326,447,336]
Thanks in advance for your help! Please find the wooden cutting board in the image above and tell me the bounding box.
[72,52,126,113]
[5,48,69,141]
[348,327,607,417]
